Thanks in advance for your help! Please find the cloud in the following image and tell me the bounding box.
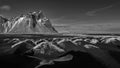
[67,23,120,33]
[52,23,70,33]
[51,12,120,33]
[86,5,113,16]
[0,5,11,11]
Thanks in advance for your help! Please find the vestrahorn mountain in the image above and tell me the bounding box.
[0,11,58,34]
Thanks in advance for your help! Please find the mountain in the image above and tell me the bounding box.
[0,11,58,34]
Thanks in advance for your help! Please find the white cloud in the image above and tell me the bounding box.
[0,5,11,11]
[86,5,113,16]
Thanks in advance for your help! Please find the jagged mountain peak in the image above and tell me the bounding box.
[27,10,44,19]
[0,15,8,23]
[0,10,58,34]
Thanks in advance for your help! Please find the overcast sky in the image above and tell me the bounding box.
[0,0,120,33]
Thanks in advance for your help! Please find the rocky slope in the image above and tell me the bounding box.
[0,11,58,34]
[0,16,8,33]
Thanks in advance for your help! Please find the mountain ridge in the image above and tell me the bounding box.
[0,10,58,34]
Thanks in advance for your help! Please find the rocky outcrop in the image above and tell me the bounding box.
[0,16,8,33]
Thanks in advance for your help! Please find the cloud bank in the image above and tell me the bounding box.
[0,5,11,11]
[67,23,120,33]
[51,16,120,33]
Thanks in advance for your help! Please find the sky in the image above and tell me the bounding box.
[0,0,120,33]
